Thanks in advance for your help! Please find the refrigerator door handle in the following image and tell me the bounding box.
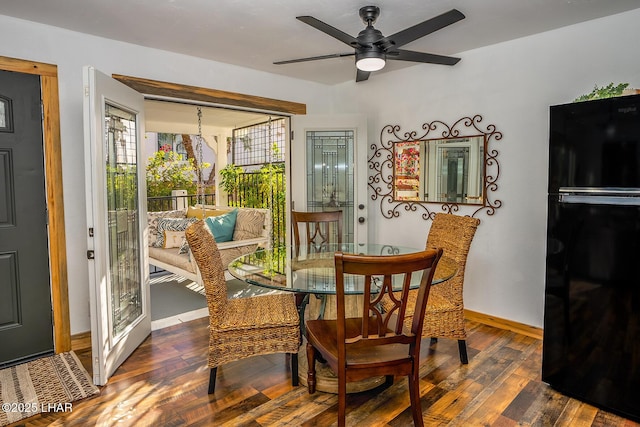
[559,187,640,196]
[559,194,640,206]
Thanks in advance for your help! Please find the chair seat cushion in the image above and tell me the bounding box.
[148,246,196,274]
[220,293,299,330]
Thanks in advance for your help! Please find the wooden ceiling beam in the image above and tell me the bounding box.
[112,74,306,115]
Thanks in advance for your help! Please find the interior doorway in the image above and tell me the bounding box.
[0,70,54,366]
[143,100,288,329]
[0,56,69,360]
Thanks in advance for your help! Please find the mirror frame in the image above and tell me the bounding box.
[369,115,503,221]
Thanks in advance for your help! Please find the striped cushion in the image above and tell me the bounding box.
[179,237,190,255]
[233,209,265,240]
[154,217,198,248]
[147,209,186,246]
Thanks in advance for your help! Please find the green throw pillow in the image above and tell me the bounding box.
[204,208,238,242]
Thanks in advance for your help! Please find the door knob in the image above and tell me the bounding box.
[358,217,365,224]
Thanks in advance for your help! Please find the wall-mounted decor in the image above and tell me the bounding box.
[369,115,502,221]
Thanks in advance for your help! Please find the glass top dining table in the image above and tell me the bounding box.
[228,243,457,295]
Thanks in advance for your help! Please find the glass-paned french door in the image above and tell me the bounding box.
[104,104,142,337]
[305,130,355,243]
[84,66,150,386]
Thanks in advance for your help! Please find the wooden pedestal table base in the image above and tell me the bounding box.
[297,294,386,394]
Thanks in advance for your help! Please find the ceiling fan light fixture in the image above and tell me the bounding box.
[356,51,386,72]
[279,7,465,81]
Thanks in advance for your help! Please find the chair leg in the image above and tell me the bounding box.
[458,340,469,364]
[306,342,316,394]
[208,367,217,394]
[291,352,299,387]
[337,369,347,427]
[385,375,394,387]
[408,372,424,427]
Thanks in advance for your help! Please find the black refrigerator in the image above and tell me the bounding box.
[543,94,640,422]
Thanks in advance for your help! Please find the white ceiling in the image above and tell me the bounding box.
[2,0,639,86]
[144,99,278,133]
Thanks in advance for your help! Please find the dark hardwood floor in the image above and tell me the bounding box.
[10,317,639,426]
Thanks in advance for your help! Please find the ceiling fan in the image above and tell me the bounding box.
[274,6,465,82]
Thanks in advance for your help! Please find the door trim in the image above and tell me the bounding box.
[0,55,70,353]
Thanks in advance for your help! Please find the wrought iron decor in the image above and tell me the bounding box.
[368,115,502,221]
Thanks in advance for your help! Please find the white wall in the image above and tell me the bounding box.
[0,15,332,334]
[330,9,640,328]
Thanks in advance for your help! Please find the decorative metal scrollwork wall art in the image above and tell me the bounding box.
[368,115,503,222]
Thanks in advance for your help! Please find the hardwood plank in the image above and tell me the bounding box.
[501,379,546,422]
[555,398,598,427]
[535,385,572,425]
[493,414,518,426]
[347,380,421,426]
[423,379,483,424]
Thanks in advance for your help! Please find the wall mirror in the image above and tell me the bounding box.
[370,115,502,221]
[393,136,485,204]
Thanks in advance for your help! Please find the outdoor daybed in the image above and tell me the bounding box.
[147,205,271,282]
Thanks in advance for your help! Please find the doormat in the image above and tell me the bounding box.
[0,351,99,426]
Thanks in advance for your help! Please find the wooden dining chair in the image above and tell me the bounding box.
[185,220,301,394]
[305,248,443,427]
[291,210,343,255]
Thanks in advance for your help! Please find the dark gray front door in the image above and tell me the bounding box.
[0,70,53,366]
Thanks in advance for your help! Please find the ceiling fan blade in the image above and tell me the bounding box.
[356,69,371,82]
[388,49,460,66]
[297,16,359,46]
[274,52,355,65]
[385,9,465,49]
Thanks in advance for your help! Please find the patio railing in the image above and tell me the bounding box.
[146,170,285,248]
[147,193,215,212]
[226,170,286,248]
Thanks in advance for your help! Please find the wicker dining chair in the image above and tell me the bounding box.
[306,248,443,427]
[292,210,343,256]
[383,213,479,364]
[185,220,301,394]
[422,214,479,363]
